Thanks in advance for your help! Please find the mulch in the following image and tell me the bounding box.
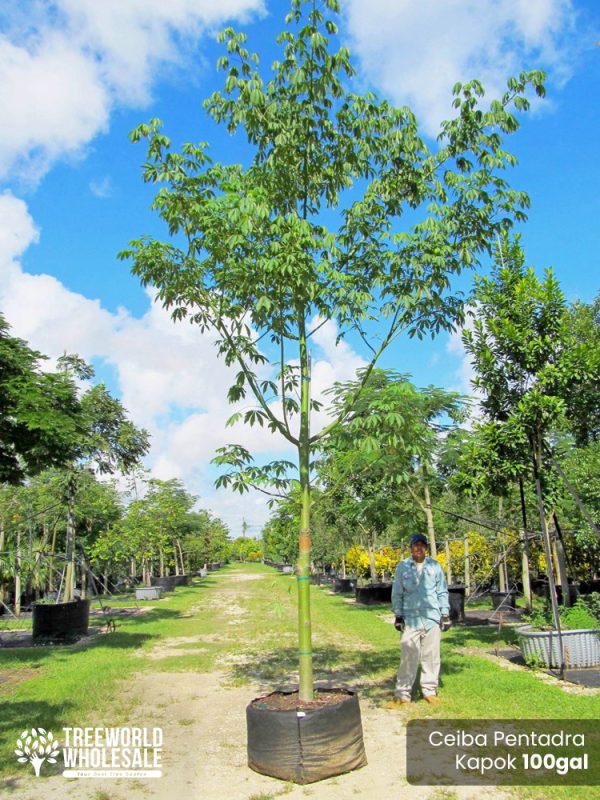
[251,689,354,712]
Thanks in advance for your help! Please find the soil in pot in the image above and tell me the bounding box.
[247,685,367,784]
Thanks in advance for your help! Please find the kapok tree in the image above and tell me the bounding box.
[122,0,545,700]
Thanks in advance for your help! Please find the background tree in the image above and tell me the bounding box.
[55,359,149,602]
[318,369,462,576]
[0,314,80,484]
[123,0,545,699]
[461,236,589,631]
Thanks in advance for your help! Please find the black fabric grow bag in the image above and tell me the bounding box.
[354,584,392,605]
[333,577,356,594]
[247,684,367,784]
[32,599,90,640]
[448,584,466,622]
[491,590,517,609]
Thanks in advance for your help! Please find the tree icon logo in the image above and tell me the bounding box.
[15,728,60,776]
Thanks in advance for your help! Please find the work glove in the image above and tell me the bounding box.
[440,615,452,632]
[394,616,405,632]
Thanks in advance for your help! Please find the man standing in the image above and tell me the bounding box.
[390,533,450,706]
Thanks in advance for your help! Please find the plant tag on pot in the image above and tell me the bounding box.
[297,711,306,718]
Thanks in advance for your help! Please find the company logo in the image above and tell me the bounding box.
[15,728,60,776]
[14,725,163,779]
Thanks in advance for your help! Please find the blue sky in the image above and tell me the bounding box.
[0,0,598,536]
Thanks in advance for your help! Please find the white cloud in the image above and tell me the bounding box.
[0,195,366,534]
[0,0,266,183]
[343,0,577,135]
[89,176,112,198]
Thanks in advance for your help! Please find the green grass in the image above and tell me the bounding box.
[1,563,598,800]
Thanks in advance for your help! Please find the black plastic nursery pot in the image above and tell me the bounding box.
[491,590,517,610]
[548,583,579,605]
[247,685,367,784]
[32,599,90,640]
[333,577,356,594]
[152,574,190,588]
[448,584,466,622]
[150,575,178,591]
[354,583,392,605]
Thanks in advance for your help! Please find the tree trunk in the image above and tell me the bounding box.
[80,558,87,599]
[63,480,76,603]
[177,539,185,576]
[498,556,506,592]
[15,526,21,616]
[531,431,566,674]
[444,537,452,585]
[519,477,532,611]
[422,479,437,558]
[367,531,377,584]
[551,517,570,607]
[464,535,471,597]
[0,520,5,608]
[159,548,164,577]
[297,318,313,702]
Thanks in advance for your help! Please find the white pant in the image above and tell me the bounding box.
[395,624,441,699]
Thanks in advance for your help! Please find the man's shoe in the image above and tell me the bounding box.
[423,695,442,706]
[385,697,411,708]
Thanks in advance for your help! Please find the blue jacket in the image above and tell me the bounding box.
[391,556,449,631]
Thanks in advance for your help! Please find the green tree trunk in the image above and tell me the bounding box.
[297,313,313,702]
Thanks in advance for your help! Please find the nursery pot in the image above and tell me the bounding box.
[135,587,162,601]
[247,684,367,784]
[491,590,517,610]
[354,584,392,605]
[32,599,90,640]
[546,583,579,605]
[333,577,356,594]
[448,584,466,622]
[151,575,178,591]
[518,625,600,668]
[172,574,190,587]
